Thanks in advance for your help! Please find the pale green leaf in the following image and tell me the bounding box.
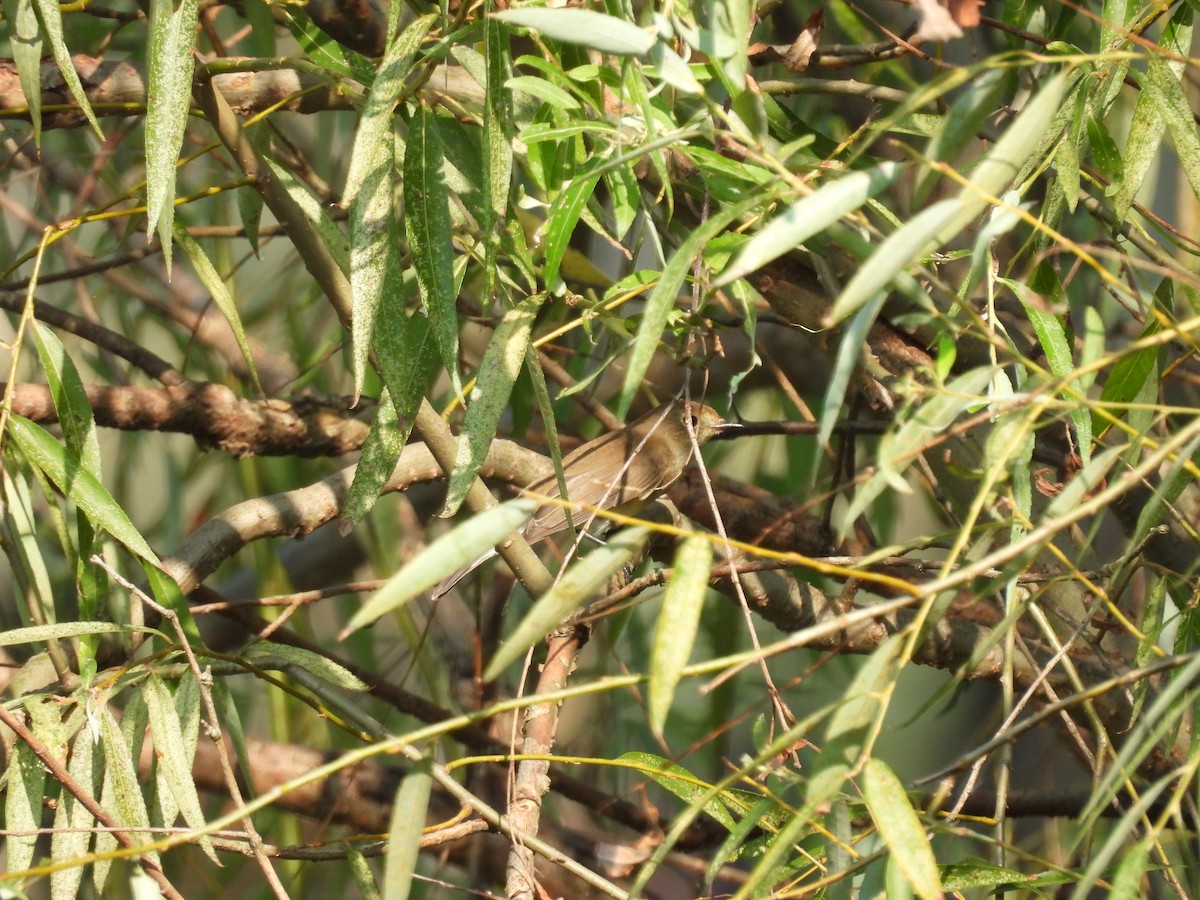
[1112,8,1190,218]
[31,0,101,137]
[826,198,956,324]
[506,75,582,110]
[0,621,160,648]
[619,752,736,829]
[4,0,43,145]
[648,43,703,95]
[442,295,543,516]
[862,759,941,900]
[618,193,766,418]
[343,14,436,203]
[841,367,997,528]
[145,0,200,274]
[7,415,158,565]
[913,68,1008,205]
[261,147,350,273]
[31,322,100,476]
[145,674,217,862]
[482,19,513,300]
[1138,57,1200,211]
[174,226,262,394]
[541,165,602,290]
[492,8,655,56]
[51,726,99,900]
[244,641,369,691]
[715,162,899,288]
[382,758,433,900]
[98,708,157,865]
[484,526,651,680]
[350,128,401,398]
[403,106,463,398]
[342,497,539,636]
[647,534,712,736]
[4,741,45,874]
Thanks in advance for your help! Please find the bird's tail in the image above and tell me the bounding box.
[430,547,499,600]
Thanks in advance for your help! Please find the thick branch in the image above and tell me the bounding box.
[4,381,370,457]
[0,56,351,128]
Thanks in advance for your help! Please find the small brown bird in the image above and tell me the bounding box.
[433,399,735,597]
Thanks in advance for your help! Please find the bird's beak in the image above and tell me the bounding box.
[711,421,744,439]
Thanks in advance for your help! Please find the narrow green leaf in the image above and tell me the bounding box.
[714,162,899,288]
[542,165,602,289]
[840,366,997,527]
[7,416,158,565]
[1056,93,1084,213]
[31,322,100,477]
[826,197,957,325]
[491,8,655,56]
[1111,89,1164,220]
[620,752,737,830]
[1112,7,1190,218]
[346,842,382,900]
[442,295,543,516]
[862,759,941,900]
[237,185,264,256]
[343,14,436,203]
[1086,114,1123,181]
[404,106,463,398]
[648,43,703,95]
[346,304,438,519]
[714,0,751,84]
[145,0,200,274]
[939,859,1035,892]
[482,18,513,301]
[98,708,157,864]
[51,725,99,899]
[506,75,582,110]
[342,497,539,636]
[1076,775,1172,898]
[4,741,45,873]
[959,70,1073,230]
[349,128,401,398]
[1109,836,1154,900]
[31,0,101,137]
[829,67,1071,320]
[1095,320,1160,437]
[704,797,777,885]
[343,393,403,525]
[174,226,263,394]
[605,162,641,240]
[280,6,376,82]
[818,288,887,451]
[1138,57,1200,210]
[647,534,712,737]
[484,526,651,680]
[244,641,370,691]
[618,193,766,418]
[145,673,217,863]
[732,766,848,899]
[1001,268,1091,463]
[3,0,43,145]
[3,464,59,630]
[382,758,433,900]
[0,621,160,648]
[913,68,1008,205]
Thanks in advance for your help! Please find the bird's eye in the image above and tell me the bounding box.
[689,414,700,428]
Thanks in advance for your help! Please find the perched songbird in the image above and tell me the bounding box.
[433,400,735,597]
